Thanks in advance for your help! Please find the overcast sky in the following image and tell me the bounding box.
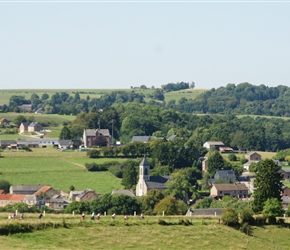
[0,1,289,89]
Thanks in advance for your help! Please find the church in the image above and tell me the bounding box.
[136,157,169,196]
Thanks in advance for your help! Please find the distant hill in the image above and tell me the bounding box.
[186,83,290,117]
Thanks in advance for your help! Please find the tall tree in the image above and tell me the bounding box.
[252,159,282,213]
[59,126,72,139]
[121,161,138,189]
[207,151,225,177]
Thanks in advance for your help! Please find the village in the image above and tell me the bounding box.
[1,116,290,216]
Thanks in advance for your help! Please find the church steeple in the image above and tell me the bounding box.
[139,157,150,181]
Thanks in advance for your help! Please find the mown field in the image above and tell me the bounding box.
[0,214,289,250]
[0,148,122,193]
[0,88,207,105]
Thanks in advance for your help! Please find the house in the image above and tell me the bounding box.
[17,140,39,149]
[243,160,260,172]
[0,118,9,126]
[0,194,26,207]
[75,189,99,202]
[19,122,30,133]
[18,104,32,112]
[49,194,68,210]
[210,183,248,199]
[136,157,169,196]
[281,196,290,209]
[34,185,58,200]
[23,195,45,209]
[245,152,261,161]
[83,129,111,147]
[131,136,157,143]
[203,141,225,150]
[10,185,44,195]
[111,189,135,198]
[282,186,290,196]
[279,168,290,181]
[211,170,236,184]
[58,140,73,149]
[0,140,17,148]
[28,122,43,133]
[219,147,233,153]
[17,138,59,148]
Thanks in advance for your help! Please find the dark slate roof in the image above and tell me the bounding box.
[11,185,44,192]
[59,140,73,146]
[281,168,290,173]
[21,122,30,127]
[145,176,169,190]
[85,129,110,137]
[140,157,150,167]
[29,122,41,127]
[215,170,236,180]
[0,140,17,145]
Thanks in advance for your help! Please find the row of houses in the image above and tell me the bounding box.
[0,185,100,210]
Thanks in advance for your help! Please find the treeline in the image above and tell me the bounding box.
[66,103,290,152]
[172,82,290,116]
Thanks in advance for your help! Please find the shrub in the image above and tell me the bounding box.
[221,208,239,226]
[228,154,237,161]
[86,149,100,158]
[240,209,255,225]
[85,162,107,172]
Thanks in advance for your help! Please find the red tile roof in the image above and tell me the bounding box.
[34,186,52,196]
[0,194,26,201]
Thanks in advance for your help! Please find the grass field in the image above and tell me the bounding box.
[164,88,207,102]
[0,214,289,250]
[0,88,207,105]
[0,148,122,193]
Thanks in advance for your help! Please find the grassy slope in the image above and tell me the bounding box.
[0,148,122,193]
[0,215,289,250]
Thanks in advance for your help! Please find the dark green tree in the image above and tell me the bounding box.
[13,115,27,126]
[59,126,72,139]
[207,151,225,177]
[0,180,11,193]
[252,159,282,213]
[121,161,138,189]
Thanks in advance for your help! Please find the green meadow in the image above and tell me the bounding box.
[0,148,122,193]
[0,214,289,250]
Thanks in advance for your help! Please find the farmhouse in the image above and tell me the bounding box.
[245,152,261,161]
[136,157,169,196]
[10,185,44,195]
[0,118,9,126]
[210,183,248,199]
[203,141,225,150]
[83,128,111,147]
[0,194,26,207]
[19,122,43,134]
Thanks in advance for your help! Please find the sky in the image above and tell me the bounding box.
[0,1,290,89]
